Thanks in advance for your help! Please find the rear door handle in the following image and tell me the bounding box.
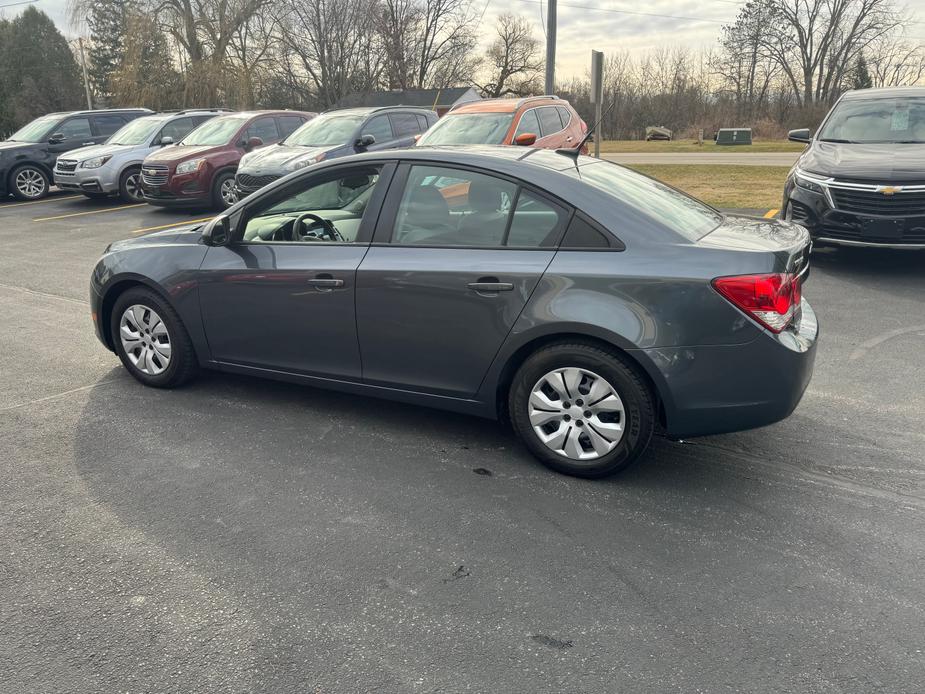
[467,281,514,292]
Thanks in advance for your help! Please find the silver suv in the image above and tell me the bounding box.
[54,109,230,202]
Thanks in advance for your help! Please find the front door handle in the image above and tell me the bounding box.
[307,275,344,290]
[467,279,514,293]
[82,141,95,146]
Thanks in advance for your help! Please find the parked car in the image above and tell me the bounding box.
[235,107,436,197]
[416,96,588,151]
[90,147,816,478]
[140,110,313,209]
[53,109,229,202]
[784,86,925,248]
[0,108,152,201]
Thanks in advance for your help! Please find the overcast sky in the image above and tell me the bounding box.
[5,0,925,80]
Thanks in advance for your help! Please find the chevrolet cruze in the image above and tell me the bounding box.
[91,147,817,478]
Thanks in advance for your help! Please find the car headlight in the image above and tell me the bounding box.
[292,152,326,170]
[794,169,827,194]
[176,158,205,175]
[80,155,112,169]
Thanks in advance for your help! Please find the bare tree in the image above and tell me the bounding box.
[866,32,925,87]
[476,14,542,98]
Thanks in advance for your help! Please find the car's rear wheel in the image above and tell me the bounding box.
[110,287,198,388]
[119,167,143,202]
[10,165,49,200]
[509,342,655,478]
[212,171,237,209]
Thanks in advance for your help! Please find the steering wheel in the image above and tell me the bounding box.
[293,212,344,242]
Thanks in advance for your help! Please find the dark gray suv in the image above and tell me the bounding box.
[235,106,437,197]
[90,147,817,478]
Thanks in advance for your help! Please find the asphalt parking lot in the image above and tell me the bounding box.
[1,192,923,693]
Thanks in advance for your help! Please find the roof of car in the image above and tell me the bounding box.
[322,106,437,116]
[841,87,925,100]
[215,110,314,119]
[449,96,562,114]
[341,144,592,173]
[46,108,154,117]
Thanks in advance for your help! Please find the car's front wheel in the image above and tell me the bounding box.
[10,164,49,200]
[110,287,198,388]
[119,167,144,202]
[509,342,655,478]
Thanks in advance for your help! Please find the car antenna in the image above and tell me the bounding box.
[556,101,615,162]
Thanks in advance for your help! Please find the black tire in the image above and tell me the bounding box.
[211,170,237,209]
[110,286,198,388]
[119,167,144,203]
[509,342,655,478]
[9,164,49,201]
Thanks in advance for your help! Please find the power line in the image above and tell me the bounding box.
[0,0,38,8]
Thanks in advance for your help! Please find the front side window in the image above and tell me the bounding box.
[361,115,393,143]
[818,96,925,144]
[568,161,722,241]
[159,117,195,143]
[417,113,515,146]
[392,165,565,247]
[58,118,92,139]
[284,114,364,147]
[515,109,540,137]
[246,116,279,143]
[181,115,250,146]
[242,166,381,244]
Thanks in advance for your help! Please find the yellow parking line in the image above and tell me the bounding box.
[131,217,213,234]
[763,208,780,219]
[2,194,84,208]
[33,203,146,222]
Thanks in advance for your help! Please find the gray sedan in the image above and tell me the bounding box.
[90,147,817,478]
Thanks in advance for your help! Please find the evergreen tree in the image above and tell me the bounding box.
[851,53,873,90]
[0,8,83,135]
[87,0,128,103]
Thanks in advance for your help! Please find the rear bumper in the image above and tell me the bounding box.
[645,299,818,439]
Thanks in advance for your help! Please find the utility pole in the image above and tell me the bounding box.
[544,0,556,95]
[590,50,603,158]
[78,37,93,110]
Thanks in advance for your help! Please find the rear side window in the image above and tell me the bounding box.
[247,116,279,142]
[390,113,423,137]
[515,109,540,137]
[416,114,430,131]
[569,161,722,241]
[561,213,620,249]
[93,115,126,136]
[556,107,572,129]
[278,115,305,138]
[362,115,393,143]
[159,117,194,142]
[537,107,563,136]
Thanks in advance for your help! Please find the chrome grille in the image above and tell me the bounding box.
[56,160,77,173]
[236,173,280,190]
[830,187,925,218]
[141,164,169,186]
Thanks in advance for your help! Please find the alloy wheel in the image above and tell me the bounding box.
[529,367,625,460]
[15,168,47,199]
[220,178,237,207]
[124,172,143,201]
[119,304,172,375]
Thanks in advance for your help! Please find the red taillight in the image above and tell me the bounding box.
[712,273,801,333]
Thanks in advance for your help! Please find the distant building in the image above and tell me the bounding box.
[333,87,481,116]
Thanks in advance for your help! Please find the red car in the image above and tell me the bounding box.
[417,96,588,151]
[140,110,314,209]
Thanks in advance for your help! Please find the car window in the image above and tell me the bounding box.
[417,113,514,145]
[278,115,306,139]
[416,114,430,131]
[242,166,382,244]
[58,117,92,139]
[537,107,563,136]
[560,214,615,249]
[390,113,422,137]
[159,117,195,143]
[392,165,561,247]
[818,96,925,144]
[246,116,279,143]
[362,115,393,143]
[92,115,127,137]
[515,109,541,137]
[556,107,572,129]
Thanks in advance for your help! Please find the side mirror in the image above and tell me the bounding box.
[788,128,811,144]
[246,136,263,149]
[202,215,231,247]
[160,136,174,146]
[49,132,65,143]
[514,132,537,146]
[355,134,376,149]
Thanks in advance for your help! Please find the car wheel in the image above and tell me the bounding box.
[212,171,237,209]
[509,342,655,478]
[119,167,144,203]
[10,164,49,200]
[110,287,198,388]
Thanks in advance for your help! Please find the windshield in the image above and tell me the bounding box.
[818,97,925,144]
[284,114,363,147]
[8,114,62,142]
[181,115,249,146]
[417,113,514,145]
[568,161,722,241]
[108,115,165,145]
